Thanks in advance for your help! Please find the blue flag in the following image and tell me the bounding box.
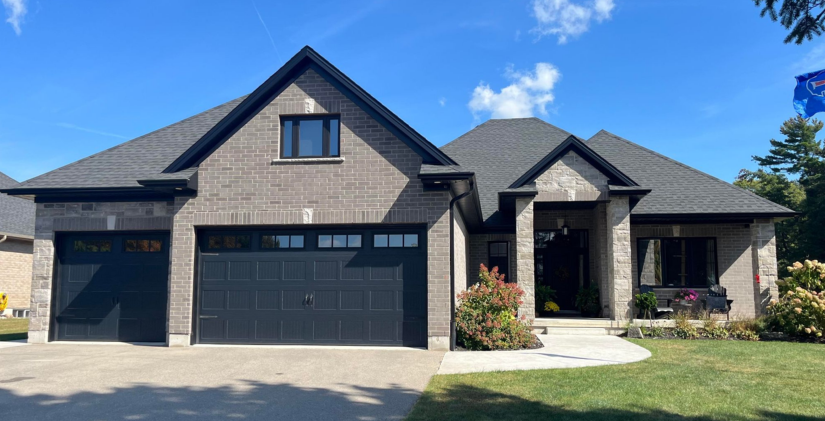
[794,69,825,118]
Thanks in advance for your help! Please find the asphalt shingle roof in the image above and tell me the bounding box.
[440,118,575,224]
[14,97,246,190]
[0,172,34,237]
[587,130,795,216]
[441,118,794,227]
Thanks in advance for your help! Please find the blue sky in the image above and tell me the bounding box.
[0,0,822,184]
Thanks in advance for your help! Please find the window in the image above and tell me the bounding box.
[488,242,510,280]
[207,235,251,250]
[637,238,718,288]
[318,234,362,248]
[261,235,304,249]
[125,239,162,253]
[73,240,112,252]
[280,115,341,158]
[374,234,419,248]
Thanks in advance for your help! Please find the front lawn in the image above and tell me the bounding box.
[407,340,824,421]
[0,318,28,341]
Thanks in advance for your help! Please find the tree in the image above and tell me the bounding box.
[755,0,825,44]
[734,169,805,270]
[743,116,825,266]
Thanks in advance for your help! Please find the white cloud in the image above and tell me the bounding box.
[468,63,561,119]
[439,97,447,107]
[2,0,27,35]
[531,0,614,44]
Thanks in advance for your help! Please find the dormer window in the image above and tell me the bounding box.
[281,115,340,158]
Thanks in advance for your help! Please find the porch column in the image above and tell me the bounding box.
[751,219,779,313]
[515,197,535,320]
[606,196,632,320]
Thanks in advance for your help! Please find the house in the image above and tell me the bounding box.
[1,47,794,350]
[0,171,35,316]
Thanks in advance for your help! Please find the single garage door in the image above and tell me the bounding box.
[196,227,427,347]
[54,232,169,342]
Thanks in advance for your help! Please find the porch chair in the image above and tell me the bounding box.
[703,284,733,320]
[639,285,674,319]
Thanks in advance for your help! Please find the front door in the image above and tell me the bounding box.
[535,230,589,313]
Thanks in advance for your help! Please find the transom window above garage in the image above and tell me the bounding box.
[318,234,362,248]
[207,234,251,250]
[261,235,305,249]
[125,239,163,253]
[374,234,419,248]
[281,115,340,158]
[73,239,112,252]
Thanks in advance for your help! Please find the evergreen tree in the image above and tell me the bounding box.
[744,116,825,264]
[755,0,825,44]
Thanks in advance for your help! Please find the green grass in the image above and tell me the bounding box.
[407,340,825,421]
[0,318,28,341]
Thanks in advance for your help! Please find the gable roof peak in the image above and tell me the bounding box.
[165,46,456,172]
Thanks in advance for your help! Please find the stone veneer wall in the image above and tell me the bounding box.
[168,69,452,350]
[607,197,632,320]
[535,151,609,201]
[27,202,176,343]
[0,238,33,309]
[630,223,776,317]
[515,197,535,319]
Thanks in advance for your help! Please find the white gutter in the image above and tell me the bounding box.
[0,235,7,244]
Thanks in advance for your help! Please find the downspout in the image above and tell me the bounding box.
[449,179,474,352]
[0,235,7,244]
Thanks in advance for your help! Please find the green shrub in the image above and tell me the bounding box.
[672,311,698,339]
[641,326,665,337]
[767,287,825,338]
[699,311,729,339]
[635,291,658,319]
[778,260,825,293]
[575,285,600,317]
[455,264,534,350]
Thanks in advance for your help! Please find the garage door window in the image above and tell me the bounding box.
[261,235,305,249]
[374,234,419,248]
[125,239,163,253]
[318,234,362,248]
[207,235,251,250]
[73,239,112,252]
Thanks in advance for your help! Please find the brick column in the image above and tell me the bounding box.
[606,197,632,320]
[515,197,535,320]
[168,197,195,346]
[751,219,779,313]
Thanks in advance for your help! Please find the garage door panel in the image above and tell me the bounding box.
[197,227,427,347]
[55,233,170,342]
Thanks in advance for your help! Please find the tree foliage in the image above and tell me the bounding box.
[754,0,825,44]
[737,116,825,271]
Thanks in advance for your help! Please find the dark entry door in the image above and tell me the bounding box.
[196,227,427,347]
[55,233,169,342]
[535,230,589,312]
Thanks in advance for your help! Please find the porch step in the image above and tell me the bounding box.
[543,327,608,336]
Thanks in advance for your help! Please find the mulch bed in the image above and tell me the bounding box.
[455,334,545,351]
[627,328,824,343]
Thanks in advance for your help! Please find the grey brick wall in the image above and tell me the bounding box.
[468,233,517,284]
[0,238,33,310]
[168,69,452,349]
[453,206,469,297]
[631,223,766,317]
[27,202,175,343]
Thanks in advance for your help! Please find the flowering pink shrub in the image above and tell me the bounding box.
[673,288,698,303]
[455,264,533,350]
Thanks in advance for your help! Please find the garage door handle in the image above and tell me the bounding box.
[199,315,218,319]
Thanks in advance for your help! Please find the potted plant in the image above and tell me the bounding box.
[575,285,600,317]
[536,285,558,317]
[672,288,698,313]
[635,291,658,320]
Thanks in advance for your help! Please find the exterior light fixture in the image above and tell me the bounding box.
[561,224,570,236]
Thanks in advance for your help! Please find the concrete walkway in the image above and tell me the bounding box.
[438,335,651,374]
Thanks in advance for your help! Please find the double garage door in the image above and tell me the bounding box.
[195,227,428,347]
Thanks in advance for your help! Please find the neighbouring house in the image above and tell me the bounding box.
[0,171,35,316]
[1,47,794,350]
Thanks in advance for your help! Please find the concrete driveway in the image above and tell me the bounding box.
[0,343,444,420]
